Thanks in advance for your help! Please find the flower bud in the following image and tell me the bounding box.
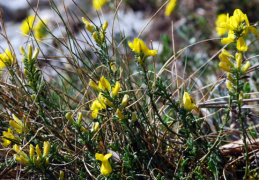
[45,157,49,165]
[20,46,26,55]
[82,17,95,33]
[116,109,125,120]
[227,73,235,84]
[235,52,242,69]
[28,44,32,62]
[33,156,38,164]
[219,53,234,67]
[238,91,243,104]
[104,98,114,107]
[112,81,120,98]
[80,126,88,133]
[102,21,108,31]
[59,171,64,180]
[100,32,104,43]
[77,112,82,124]
[65,113,75,124]
[241,61,251,73]
[32,47,39,60]
[30,144,35,158]
[31,94,36,100]
[93,32,100,44]
[24,69,29,76]
[91,122,99,132]
[226,80,234,93]
[36,144,42,157]
[43,141,50,157]
[121,94,129,108]
[219,62,231,72]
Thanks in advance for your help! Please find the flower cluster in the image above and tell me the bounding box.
[89,76,121,118]
[20,15,48,40]
[2,114,24,146]
[82,17,108,46]
[216,9,259,51]
[182,92,196,111]
[128,38,158,58]
[13,142,50,167]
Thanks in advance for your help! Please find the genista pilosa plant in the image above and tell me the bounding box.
[0,1,259,179]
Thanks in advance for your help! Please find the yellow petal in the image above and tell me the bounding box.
[165,0,177,17]
[235,53,242,69]
[95,153,105,161]
[237,37,248,52]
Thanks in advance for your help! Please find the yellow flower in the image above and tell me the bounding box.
[90,93,106,118]
[98,76,111,91]
[82,17,95,33]
[220,9,247,31]
[2,128,17,146]
[9,114,24,134]
[182,92,196,111]
[215,14,228,36]
[219,62,231,72]
[128,38,158,57]
[0,48,13,70]
[237,37,248,52]
[20,15,35,36]
[33,19,48,40]
[13,144,29,160]
[102,21,108,31]
[93,0,107,11]
[66,112,75,124]
[95,153,113,175]
[111,81,121,98]
[221,30,235,44]
[43,141,50,157]
[165,0,177,17]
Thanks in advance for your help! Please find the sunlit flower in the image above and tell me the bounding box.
[98,76,111,91]
[9,114,24,134]
[165,0,177,17]
[0,48,13,70]
[95,153,113,175]
[2,128,17,146]
[128,38,158,57]
[93,0,107,11]
[237,37,248,52]
[90,93,106,118]
[36,144,43,157]
[20,15,35,36]
[215,14,228,36]
[182,92,196,111]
